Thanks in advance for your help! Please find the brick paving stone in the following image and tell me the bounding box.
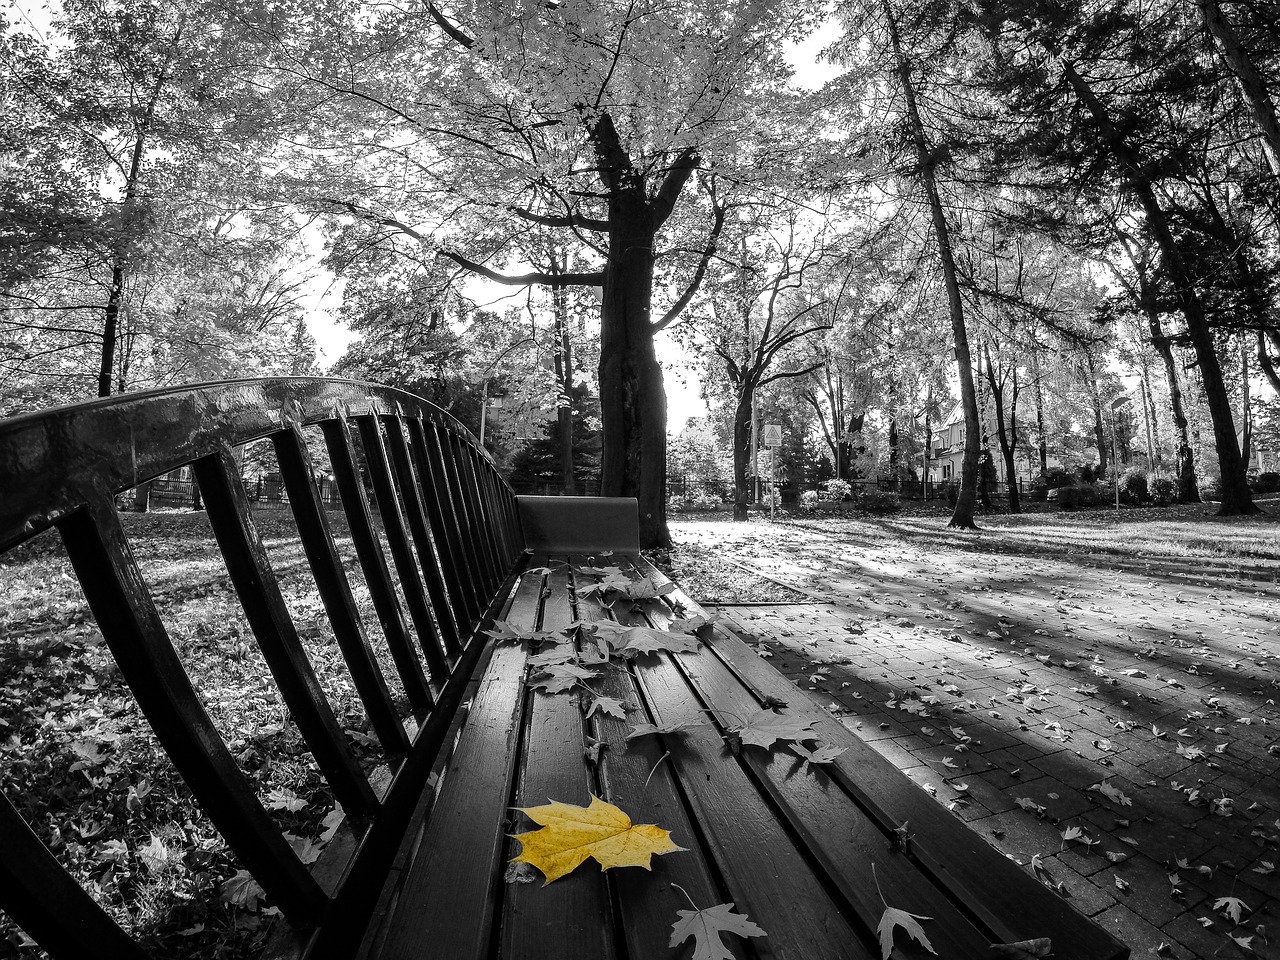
[688,517,1280,958]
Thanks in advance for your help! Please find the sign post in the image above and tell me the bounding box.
[762,424,782,521]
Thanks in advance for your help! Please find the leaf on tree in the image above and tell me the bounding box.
[586,695,627,720]
[509,795,685,883]
[725,710,819,750]
[877,906,936,960]
[989,939,1053,959]
[669,901,766,960]
[220,870,265,910]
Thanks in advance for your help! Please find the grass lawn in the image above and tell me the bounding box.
[0,509,409,959]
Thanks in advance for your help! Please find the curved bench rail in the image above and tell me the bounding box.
[0,378,526,959]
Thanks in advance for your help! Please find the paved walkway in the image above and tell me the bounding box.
[674,519,1280,960]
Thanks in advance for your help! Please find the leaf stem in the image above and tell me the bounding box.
[670,882,698,911]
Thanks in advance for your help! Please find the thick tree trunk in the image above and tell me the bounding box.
[884,0,979,528]
[597,191,670,547]
[1062,62,1255,514]
[1197,0,1280,183]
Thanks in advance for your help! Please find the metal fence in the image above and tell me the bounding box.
[127,475,344,511]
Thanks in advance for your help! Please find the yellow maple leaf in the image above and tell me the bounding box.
[510,795,685,883]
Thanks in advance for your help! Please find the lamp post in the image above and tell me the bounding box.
[1110,395,1132,510]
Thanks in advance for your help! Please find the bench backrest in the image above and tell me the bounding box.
[0,377,525,959]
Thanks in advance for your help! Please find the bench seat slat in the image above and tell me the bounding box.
[499,564,620,960]
[320,417,433,713]
[57,502,328,925]
[193,448,381,821]
[634,559,1130,960]
[568,557,757,960]
[370,571,544,960]
[274,426,410,757]
[356,416,455,677]
[615,562,996,958]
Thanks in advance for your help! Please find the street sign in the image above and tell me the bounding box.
[762,423,782,448]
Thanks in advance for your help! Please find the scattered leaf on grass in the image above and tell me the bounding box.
[509,796,685,883]
[669,901,766,960]
[221,870,265,910]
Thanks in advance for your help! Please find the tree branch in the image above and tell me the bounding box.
[439,250,603,287]
[425,2,475,48]
[653,196,727,332]
[650,146,701,226]
[508,206,610,231]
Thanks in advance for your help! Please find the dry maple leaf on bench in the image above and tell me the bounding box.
[509,796,685,883]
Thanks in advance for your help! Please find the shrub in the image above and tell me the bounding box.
[1251,471,1280,494]
[942,479,960,507]
[822,478,853,501]
[1043,468,1074,488]
[1150,477,1176,505]
[1120,467,1148,503]
[1076,463,1101,484]
[799,489,820,513]
[1027,477,1048,501]
[1198,478,1221,502]
[853,488,900,514]
[1059,482,1108,510]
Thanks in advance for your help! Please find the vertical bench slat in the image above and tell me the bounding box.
[380,417,465,657]
[431,426,494,602]
[486,464,519,566]
[406,419,482,627]
[355,415,455,680]
[320,417,434,713]
[0,794,147,960]
[56,502,328,923]
[192,449,380,821]
[450,438,501,587]
[470,456,507,566]
[273,427,411,757]
[457,442,505,582]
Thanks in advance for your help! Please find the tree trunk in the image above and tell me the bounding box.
[1062,61,1254,513]
[986,347,1021,513]
[1197,0,1280,183]
[597,190,670,547]
[551,274,575,495]
[1029,347,1048,474]
[1258,330,1280,395]
[1240,333,1251,468]
[732,385,753,522]
[132,479,153,513]
[883,0,980,528]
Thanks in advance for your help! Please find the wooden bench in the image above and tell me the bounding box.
[0,377,1129,960]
